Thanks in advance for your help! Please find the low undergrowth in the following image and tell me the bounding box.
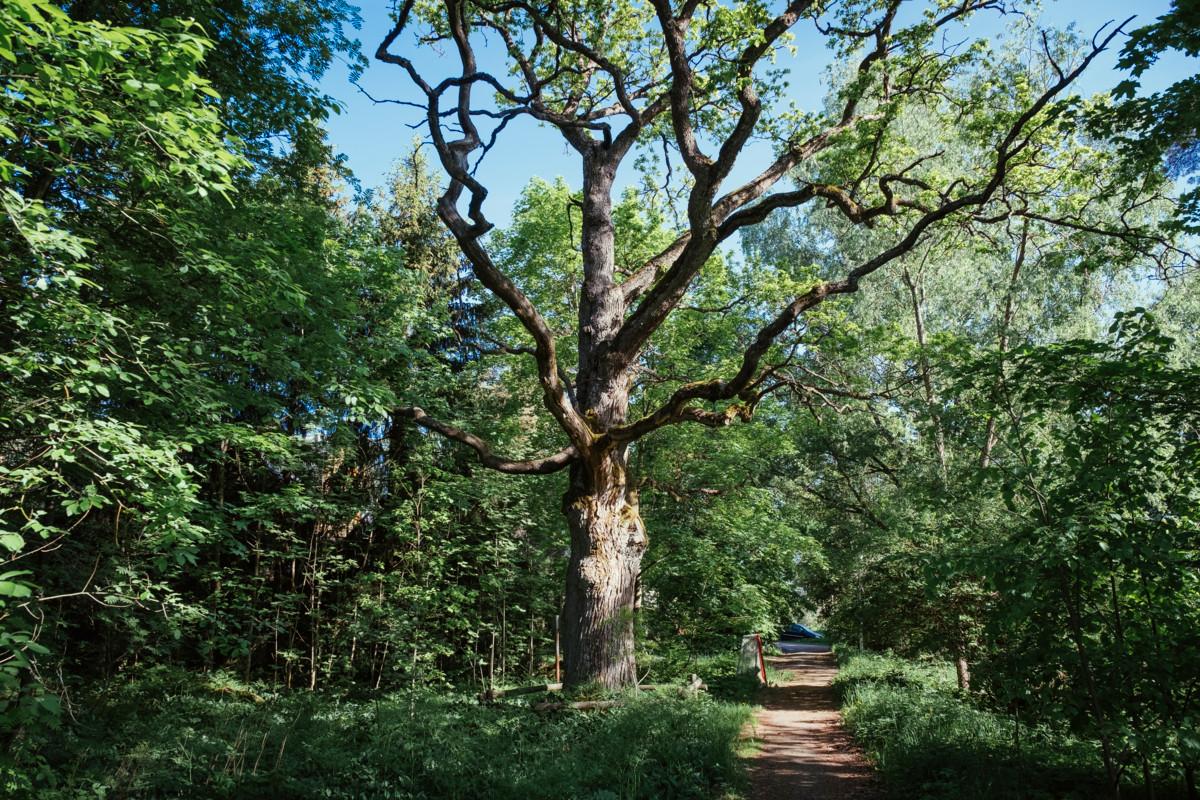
[835,649,1150,800]
[6,666,753,800]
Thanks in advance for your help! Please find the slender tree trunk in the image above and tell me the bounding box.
[980,221,1027,468]
[1062,573,1122,797]
[902,265,947,480]
[955,654,971,691]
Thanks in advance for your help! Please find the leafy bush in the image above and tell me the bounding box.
[836,649,1110,800]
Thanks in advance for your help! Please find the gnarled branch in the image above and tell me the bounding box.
[398,407,577,474]
[606,20,1129,444]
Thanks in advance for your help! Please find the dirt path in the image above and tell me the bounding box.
[746,644,879,800]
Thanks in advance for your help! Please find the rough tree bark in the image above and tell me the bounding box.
[559,152,651,687]
[562,445,646,687]
[375,0,1136,688]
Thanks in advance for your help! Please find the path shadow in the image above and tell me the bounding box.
[747,650,879,799]
[775,641,832,655]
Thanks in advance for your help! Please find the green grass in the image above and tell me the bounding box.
[834,649,1113,800]
[6,667,753,800]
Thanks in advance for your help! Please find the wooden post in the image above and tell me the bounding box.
[489,630,496,693]
[554,614,561,683]
[755,633,767,685]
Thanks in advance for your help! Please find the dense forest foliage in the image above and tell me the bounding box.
[1,0,1197,798]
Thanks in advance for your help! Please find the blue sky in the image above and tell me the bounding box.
[318,1,1194,224]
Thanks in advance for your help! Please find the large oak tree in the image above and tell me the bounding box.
[375,0,1169,688]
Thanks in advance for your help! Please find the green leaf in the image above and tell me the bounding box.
[0,581,32,598]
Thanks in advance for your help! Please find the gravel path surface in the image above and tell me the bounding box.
[746,645,880,800]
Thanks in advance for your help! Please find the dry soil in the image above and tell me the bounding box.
[746,644,880,800]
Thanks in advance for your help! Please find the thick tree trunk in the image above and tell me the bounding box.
[558,149,647,689]
[561,446,646,688]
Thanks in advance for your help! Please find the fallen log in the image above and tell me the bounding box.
[533,699,623,712]
[488,672,707,708]
[638,674,707,693]
[533,674,708,711]
[480,682,563,701]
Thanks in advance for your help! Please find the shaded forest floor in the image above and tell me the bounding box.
[6,662,756,800]
[834,649,1191,800]
[11,647,1192,800]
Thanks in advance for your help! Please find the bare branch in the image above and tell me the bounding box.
[399,407,578,474]
[618,113,868,326]
[378,3,592,447]
[620,0,1007,314]
[605,21,1129,444]
[650,0,708,176]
